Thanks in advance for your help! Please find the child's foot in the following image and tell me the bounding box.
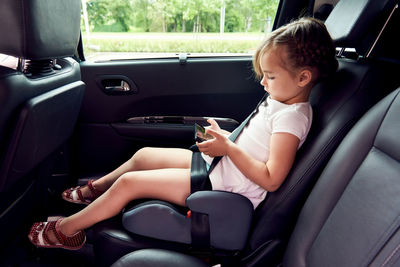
[28,218,86,250]
[62,179,103,205]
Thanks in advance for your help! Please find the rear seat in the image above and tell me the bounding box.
[112,86,400,266]
[92,1,400,266]
[243,59,399,266]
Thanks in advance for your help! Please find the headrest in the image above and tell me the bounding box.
[0,0,81,60]
[325,0,397,53]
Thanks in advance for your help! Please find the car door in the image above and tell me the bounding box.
[71,0,293,177]
[75,56,264,175]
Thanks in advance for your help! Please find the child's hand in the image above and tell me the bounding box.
[207,118,221,132]
[206,118,231,136]
[196,128,233,157]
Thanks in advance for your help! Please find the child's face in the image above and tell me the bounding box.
[259,48,310,104]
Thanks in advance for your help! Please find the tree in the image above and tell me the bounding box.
[86,0,133,32]
[85,0,280,33]
[167,0,185,32]
[86,0,109,31]
[112,0,133,32]
[224,0,243,32]
[132,0,151,32]
[170,0,188,32]
[251,0,280,32]
[239,0,254,32]
[182,0,219,32]
[149,0,188,32]
[224,0,279,33]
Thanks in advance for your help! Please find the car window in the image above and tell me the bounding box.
[81,0,280,61]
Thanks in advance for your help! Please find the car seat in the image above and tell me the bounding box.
[92,0,400,266]
[111,86,400,266]
[0,0,84,254]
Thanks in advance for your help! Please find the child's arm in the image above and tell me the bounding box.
[197,129,299,192]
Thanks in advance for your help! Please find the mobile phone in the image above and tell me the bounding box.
[195,123,214,142]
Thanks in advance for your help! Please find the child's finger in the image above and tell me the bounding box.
[207,118,220,129]
[196,141,211,152]
[207,118,216,125]
[206,128,222,139]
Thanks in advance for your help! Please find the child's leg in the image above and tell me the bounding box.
[63,147,192,200]
[60,167,191,236]
[93,147,192,191]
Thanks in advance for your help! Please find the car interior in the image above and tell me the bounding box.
[0,0,399,266]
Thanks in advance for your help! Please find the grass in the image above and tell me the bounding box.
[82,32,266,57]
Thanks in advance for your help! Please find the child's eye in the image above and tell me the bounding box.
[267,76,275,80]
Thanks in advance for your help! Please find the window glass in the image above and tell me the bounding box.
[81,0,280,61]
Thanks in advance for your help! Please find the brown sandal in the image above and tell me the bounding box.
[28,217,86,250]
[62,179,102,205]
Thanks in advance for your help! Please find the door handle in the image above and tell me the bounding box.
[96,75,139,95]
[105,80,131,92]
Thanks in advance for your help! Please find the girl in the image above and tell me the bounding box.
[28,17,338,250]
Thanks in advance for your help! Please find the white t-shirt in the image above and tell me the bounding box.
[202,96,312,209]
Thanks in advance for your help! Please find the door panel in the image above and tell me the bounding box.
[75,57,264,175]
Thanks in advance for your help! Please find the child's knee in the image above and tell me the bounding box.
[130,147,152,168]
[111,173,133,193]
[107,173,138,205]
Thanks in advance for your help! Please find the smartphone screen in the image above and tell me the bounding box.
[195,123,214,142]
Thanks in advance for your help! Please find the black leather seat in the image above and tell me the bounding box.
[112,87,400,266]
[0,0,84,254]
[92,0,400,266]
[283,87,400,266]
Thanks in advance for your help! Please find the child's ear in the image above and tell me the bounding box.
[297,69,312,87]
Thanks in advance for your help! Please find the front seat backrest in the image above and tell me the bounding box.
[0,0,83,191]
[0,0,84,252]
[284,88,400,267]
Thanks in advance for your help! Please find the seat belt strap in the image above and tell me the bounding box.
[207,93,267,175]
[190,211,210,249]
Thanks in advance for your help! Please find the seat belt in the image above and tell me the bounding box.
[207,93,268,175]
[189,93,267,249]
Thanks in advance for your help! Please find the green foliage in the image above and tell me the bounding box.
[224,2,243,32]
[86,0,133,32]
[84,0,279,33]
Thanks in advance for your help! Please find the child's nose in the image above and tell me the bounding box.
[260,77,267,87]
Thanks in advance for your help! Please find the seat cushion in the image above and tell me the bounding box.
[122,201,191,244]
[111,249,208,267]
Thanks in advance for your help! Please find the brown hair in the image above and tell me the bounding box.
[253,17,338,82]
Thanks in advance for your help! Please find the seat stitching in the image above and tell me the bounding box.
[380,242,400,267]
